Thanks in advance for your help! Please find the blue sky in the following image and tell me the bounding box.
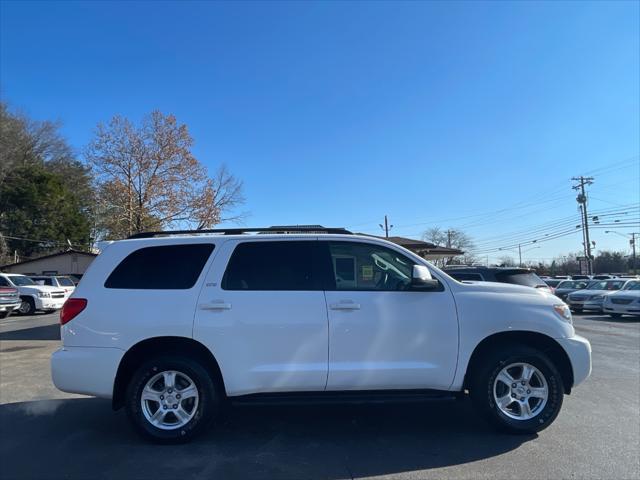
[1,1,638,263]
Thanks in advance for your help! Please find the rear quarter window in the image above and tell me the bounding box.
[105,244,215,289]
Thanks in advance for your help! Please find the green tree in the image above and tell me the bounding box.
[0,102,96,259]
[0,164,92,259]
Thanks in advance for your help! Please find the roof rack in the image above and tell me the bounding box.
[127,225,353,239]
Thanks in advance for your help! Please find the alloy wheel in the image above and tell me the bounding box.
[140,370,199,430]
[493,362,548,420]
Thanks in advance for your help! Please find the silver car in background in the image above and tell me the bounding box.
[567,279,632,313]
[603,281,640,318]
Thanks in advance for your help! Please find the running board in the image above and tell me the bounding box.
[230,389,460,407]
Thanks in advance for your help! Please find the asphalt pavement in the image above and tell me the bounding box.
[0,311,638,480]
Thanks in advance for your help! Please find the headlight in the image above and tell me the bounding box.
[37,292,51,298]
[553,304,572,324]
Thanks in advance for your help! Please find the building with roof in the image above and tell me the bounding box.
[0,249,97,278]
[360,235,464,260]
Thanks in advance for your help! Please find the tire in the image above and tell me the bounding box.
[609,313,622,319]
[125,356,220,443]
[0,311,9,319]
[18,297,35,316]
[470,345,564,434]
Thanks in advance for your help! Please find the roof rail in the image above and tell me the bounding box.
[127,225,352,239]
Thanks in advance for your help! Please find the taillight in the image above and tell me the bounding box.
[60,298,87,325]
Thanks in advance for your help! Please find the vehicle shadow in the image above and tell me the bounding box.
[580,314,640,324]
[0,323,60,341]
[0,397,534,479]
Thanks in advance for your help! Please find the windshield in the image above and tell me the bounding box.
[587,280,625,291]
[8,275,36,286]
[495,271,546,288]
[57,277,75,286]
[623,281,640,290]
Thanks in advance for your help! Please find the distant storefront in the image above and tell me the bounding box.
[0,249,97,277]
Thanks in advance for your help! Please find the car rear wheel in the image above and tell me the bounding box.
[470,346,564,434]
[125,356,220,443]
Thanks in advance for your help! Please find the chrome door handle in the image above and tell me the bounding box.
[199,302,232,311]
[330,302,361,310]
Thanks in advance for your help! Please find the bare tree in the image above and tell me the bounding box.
[422,226,477,266]
[497,255,517,267]
[86,111,245,239]
[0,101,74,185]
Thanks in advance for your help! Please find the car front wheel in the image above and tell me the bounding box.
[470,346,564,434]
[125,356,220,443]
[18,297,35,315]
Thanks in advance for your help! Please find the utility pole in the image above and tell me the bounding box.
[379,215,393,238]
[572,176,594,275]
[518,244,522,267]
[631,233,637,275]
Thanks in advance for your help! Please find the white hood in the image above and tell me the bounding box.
[458,281,550,298]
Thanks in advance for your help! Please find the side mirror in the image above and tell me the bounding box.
[412,265,440,290]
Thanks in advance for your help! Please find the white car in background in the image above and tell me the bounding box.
[603,280,640,318]
[30,276,76,299]
[0,273,67,315]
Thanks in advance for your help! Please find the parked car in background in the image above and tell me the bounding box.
[444,266,552,294]
[602,281,640,318]
[592,274,615,280]
[567,279,633,313]
[0,286,21,319]
[554,280,592,302]
[571,275,591,280]
[543,279,563,293]
[67,274,83,286]
[0,273,67,315]
[51,228,590,442]
[30,276,76,298]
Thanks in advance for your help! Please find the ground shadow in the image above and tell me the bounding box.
[580,314,640,324]
[0,323,60,341]
[0,397,534,479]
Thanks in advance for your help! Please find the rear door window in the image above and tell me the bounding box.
[221,241,324,291]
[105,244,215,289]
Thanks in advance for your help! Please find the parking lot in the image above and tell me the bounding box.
[0,312,638,480]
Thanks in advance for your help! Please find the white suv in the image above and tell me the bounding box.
[51,227,592,443]
[0,273,67,315]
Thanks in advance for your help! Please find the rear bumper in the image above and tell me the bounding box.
[51,346,124,398]
[556,335,592,388]
[0,302,20,312]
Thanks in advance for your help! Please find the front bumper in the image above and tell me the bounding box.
[603,303,640,316]
[51,346,124,398]
[34,297,66,311]
[568,298,602,311]
[556,334,592,388]
[582,300,604,312]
